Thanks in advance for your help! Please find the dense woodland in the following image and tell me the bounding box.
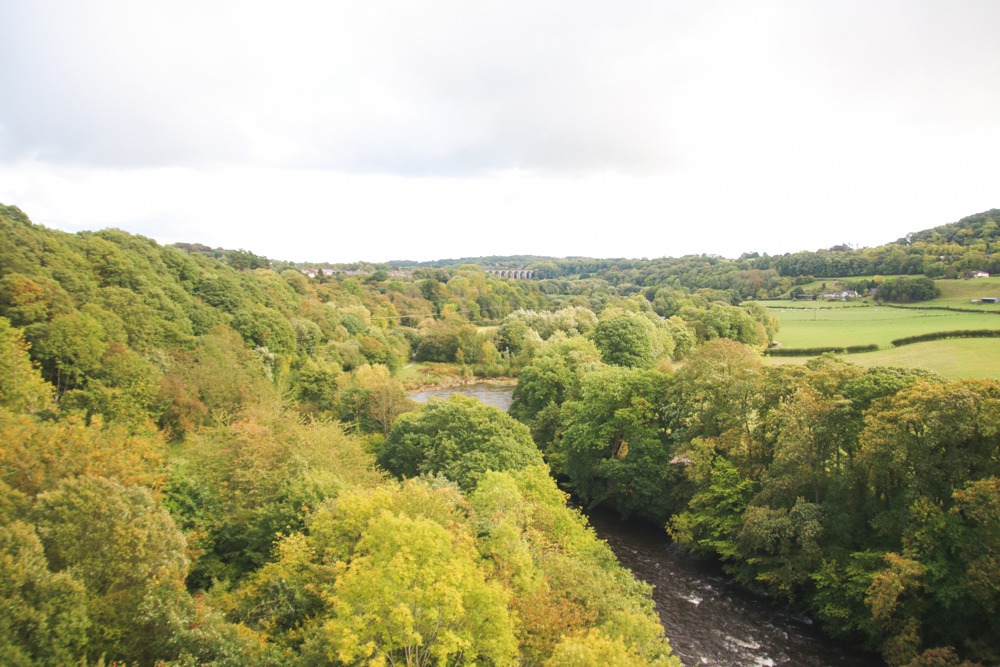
[1,202,998,666]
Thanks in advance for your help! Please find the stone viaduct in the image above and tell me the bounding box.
[484,269,534,279]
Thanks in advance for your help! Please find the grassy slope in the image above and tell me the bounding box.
[767,338,1000,379]
[909,276,1000,311]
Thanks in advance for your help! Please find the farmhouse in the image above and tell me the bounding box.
[822,290,860,301]
[967,270,990,279]
[980,297,999,304]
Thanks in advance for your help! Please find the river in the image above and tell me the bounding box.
[407,383,884,667]
[407,382,515,411]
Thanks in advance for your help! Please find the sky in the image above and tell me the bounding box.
[1,0,998,263]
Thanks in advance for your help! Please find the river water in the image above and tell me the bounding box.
[407,382,515,411]
[407,383,884,667]
[585,508,882,667]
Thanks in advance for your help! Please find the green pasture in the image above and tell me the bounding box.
[767,338,1000,380]
[768,306,1000,348]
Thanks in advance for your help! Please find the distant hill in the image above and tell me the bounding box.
[908,208,1000,247]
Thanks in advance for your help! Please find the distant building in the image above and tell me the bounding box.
[822,290,860,301]
[967,270,990,279]
[300,268,318,278]
[980,297,999,304]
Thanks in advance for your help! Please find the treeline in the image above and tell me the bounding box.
[512,337,1000,667]
[361,209,998,300]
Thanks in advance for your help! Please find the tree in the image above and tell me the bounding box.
[340,364,415,434]
[321,513,518,667]
[31,476,189,663]
[590,315,656,368]
[670,338,765,441]
[0,316,54,414]
[32,310,107,398]
[544,630,656,667]
[0,521,89,665]
[557,366,676,519]
[415,324,460,362]
[509,335,602,426]
[378,394,544,492]
[0,412,167,497]
[232,305,297,355]
[856,379,1000,541]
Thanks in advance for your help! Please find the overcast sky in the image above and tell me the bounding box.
[1,1,998,263]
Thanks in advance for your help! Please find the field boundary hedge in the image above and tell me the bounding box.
[890,329,1000,347]
[884,303,1000,315]
[766,344,880,357]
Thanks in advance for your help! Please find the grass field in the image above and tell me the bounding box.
[769,306,1000,348]
[767,338,1000,379]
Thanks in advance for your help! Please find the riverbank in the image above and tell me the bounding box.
[398,361,517,392]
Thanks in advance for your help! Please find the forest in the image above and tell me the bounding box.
[1,202,998,667]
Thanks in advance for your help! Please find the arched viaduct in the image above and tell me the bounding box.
[484,269,534,279]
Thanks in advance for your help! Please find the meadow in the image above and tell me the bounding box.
[768,305,999,348]
[767,338,1000,379]
[764,299,1000,378]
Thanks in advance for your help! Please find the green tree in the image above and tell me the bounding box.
[32,311,107,397]
[0,317,54,414]
[321,513,518,667]
[544,630,663,667]
[232,305,297,355]
[558,366,677,519]
[590,315,656,368]
[378,394,544,492]
[0,521,89,666]
[31,476,189,663]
